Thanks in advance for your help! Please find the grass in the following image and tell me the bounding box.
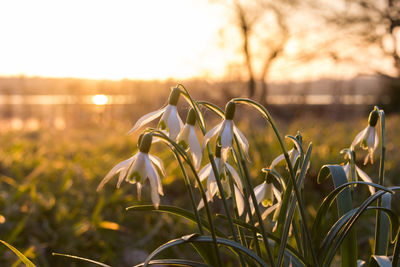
[1,113,400,266]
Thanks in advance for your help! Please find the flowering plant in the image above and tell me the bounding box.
[11,85,396,267]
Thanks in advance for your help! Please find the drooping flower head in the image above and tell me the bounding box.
[97,133,165,208]
[203,101,249,163]
[249,174,281,216]
[197,145,245,216]
[176,108,202,170]
[341,149,375,194]
[128,87,183,140]
[350,108,379,165]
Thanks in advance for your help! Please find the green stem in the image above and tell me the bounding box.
[232,98,319,267]
[173,149,204,234]
[374,108,387,255]
[235,136,275,267]
[150,131,222,267]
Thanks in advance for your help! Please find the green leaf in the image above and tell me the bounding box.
[52,253,111,267]
[312,181,393,246]
[374,193,392,255]
[134,258,213,267]
[143,235,267,267]
[370,255,392,267]
[316,165,357,267]
[216,214,308,266]
[0,240,36,267]
[126,205,225,237]
[321,191,398,266]
[277,143,312,267]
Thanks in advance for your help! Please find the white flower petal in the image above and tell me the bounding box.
[149,155,166,177]
[220,121,233,164]
[261,203,278,220]
[97,154,137,191]
[249,182,266,214]
[226,163,243,192]
[350,126,368,149]
[270,153,285,170]
[202,122,223,149]
[188,126,202,170]
[234,185,245,216]
[166,105,183,140]
[374,129,379,151]
[272,185,281,202]
[176,124,190,144]
[367,126,375,150]
[355,166,375,194]
[197,198,205,210]
[233,124,250,161]
[148,175,160,209]
[207,173,218,201]
[199,163,212,182]
[127,106,167,135]
[126,152,147,184]
[145,155,163,196]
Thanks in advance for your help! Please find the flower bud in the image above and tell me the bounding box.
[186,108,196,126]
[137,133,144,148]
[368,108,379,127]
[168,87,181,106]
[139,133,153,153]
[225,102,236,120]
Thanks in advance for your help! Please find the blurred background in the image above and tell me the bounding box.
[1,0,400,266]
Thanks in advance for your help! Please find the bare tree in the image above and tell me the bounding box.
[217,0,296,104]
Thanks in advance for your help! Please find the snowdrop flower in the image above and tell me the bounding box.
[202,101,249,163]
[342,162,375,194]
[97,134,165,208]
[128,87,183,140]
[268,146,300,171]
[176,109,202,170]
[197,146,245,216]
[249,179,281,215]
[350,108,379,165]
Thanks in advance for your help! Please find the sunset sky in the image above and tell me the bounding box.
[0,0,394,81]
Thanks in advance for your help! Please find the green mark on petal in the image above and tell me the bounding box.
[178,140,189,150]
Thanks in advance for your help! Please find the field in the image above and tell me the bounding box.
[1,109,400,266]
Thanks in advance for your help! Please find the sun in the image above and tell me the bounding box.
[92,94,109,105]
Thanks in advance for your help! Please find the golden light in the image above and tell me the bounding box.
[92,94,109,105]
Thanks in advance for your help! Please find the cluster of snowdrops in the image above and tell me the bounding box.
[95,85,398,267]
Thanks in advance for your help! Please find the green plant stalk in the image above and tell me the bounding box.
[174,149,204,235]
[231,149,263,257]
[227,171,248,249]
[392,227,400,267]
[235,136,275,267]
[374,108,387,255]
[206,147,246,266]
[233,98,319,267]
[150,131,222,267]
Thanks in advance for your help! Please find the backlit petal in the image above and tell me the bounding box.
[188,126,202,170]
[355,165,375,194]
[127,106,167,135]
[149,154,166,177]
[233,124,250,161]
[350,126,368,149]
[270,153,285,170]
[199,163,212,182]
[234,185,245,216]
[166,105,183,140]
[226,163,243,192]
[145,155,163,196]
[97,154,137,191]
[202,122,223,149]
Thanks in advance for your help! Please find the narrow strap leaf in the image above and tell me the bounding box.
[316,165,357,267]
[143,235,267,267]
[134,258,213,267]
[0,240,36,267]
[52,252,110,267]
